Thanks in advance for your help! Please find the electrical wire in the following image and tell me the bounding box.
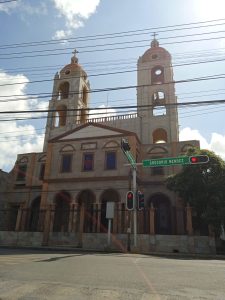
[1,17,225,50]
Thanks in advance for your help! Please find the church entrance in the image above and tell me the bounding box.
[28,196,41,232]
[149,193,172,235]
[53,191,71,232]
[77,190,95,233]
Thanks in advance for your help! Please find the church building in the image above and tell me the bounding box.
[0,38,215,254]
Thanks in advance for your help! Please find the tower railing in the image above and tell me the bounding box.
[76,112,138,125]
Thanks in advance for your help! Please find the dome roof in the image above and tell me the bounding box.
[60,51,87,76]
[141,38,171,62]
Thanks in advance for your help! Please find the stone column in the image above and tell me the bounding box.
[15,204,24,231]
[78,204,85,247]
[40,143,53,209]
[186,203,193,235]
[20,205,28,231]
[92,204,97,233]
[27,153,36,187]
[72,203,78,232]
[42,204,52,246]
[49,204,55,233]
[149,203,155,235]
[68,203,74,233]
[97,203,101,233]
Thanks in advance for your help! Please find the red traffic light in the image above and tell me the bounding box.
[126,191,134,210]
[189,155,209,164]
[127,192,133,199]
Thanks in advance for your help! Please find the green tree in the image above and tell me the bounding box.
[166,148,225,236]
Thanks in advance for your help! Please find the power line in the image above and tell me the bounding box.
[0,98,224,119]
[2,28,225,58]
[0,0,18,3]
[2,45,225,75]
[2,54,225,86]
[3,34,225,61]
[1,17,225,50]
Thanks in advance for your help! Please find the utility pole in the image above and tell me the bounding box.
[121,138,137,248]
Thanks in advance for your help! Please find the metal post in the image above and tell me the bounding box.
[133,167,137,248]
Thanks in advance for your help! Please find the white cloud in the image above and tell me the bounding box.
[179,127,225,159]
[21,2,47,16]
[0,1,47,15]
[0,70,45,172]
[53,30,68,40]
[89,105,117,120]
[52,0,100,37]
[0,0,20,13]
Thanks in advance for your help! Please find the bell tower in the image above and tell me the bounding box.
[43,50,90,151]
[137,36,179,145]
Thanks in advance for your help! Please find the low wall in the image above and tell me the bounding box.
[0,231,43,247]
[0,231,216,254]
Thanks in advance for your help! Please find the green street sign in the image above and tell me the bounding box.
[143,156,190,167]
[126,151,136,168]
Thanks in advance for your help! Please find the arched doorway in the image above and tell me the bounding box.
[28,196,41,231]
[53,191,71,232]
[77,190,95,233]
[149,193,172,235]
[100,189,120,233]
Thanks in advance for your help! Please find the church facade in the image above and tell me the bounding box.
[0,39,216,254]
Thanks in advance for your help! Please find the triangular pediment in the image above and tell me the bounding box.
[51,123,135,142]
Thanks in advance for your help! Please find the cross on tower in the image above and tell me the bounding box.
[71,49,79,63]
[152,32,158,40]
[72,49,79,56]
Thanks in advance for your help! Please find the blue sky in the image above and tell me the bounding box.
[0,0,225,171]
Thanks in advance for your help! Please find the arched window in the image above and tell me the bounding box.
[152,128,168,143]
[151,66,164,84]
[58,82,69,99]
[153,105,166,116]
[152,91,165,102]
[54,105,67,127]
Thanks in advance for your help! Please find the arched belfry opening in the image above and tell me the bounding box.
[149,193,172,235]
[152,128,168,143]
[151,66,164,84]
[77,190,95,233]
[53,191,71,232]
[58,82,70,99]
[54,104,67,127]
[100,189,120,233]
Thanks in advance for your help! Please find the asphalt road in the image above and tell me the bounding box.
[0,248,224,299]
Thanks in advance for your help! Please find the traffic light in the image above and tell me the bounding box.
[121,138,130,152]
[189,155,209,164]
[126,191,134,210]
[137,191,144,210]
